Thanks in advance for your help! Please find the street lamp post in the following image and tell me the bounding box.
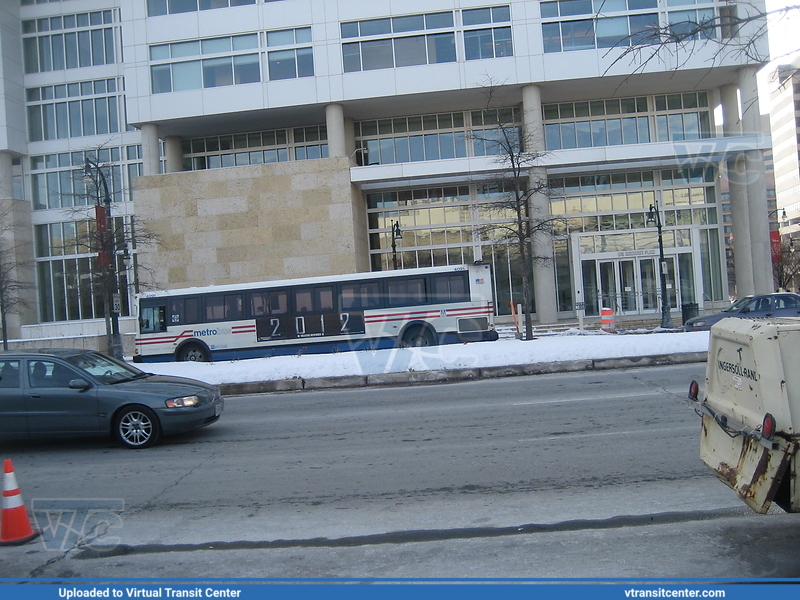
[391,221,402,270]
[84,159,123,359]
[646,202,672,329]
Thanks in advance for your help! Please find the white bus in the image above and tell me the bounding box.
[133,264,498,362]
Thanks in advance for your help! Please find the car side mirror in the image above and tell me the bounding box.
[69,378,91,390]
[741,307,750,314]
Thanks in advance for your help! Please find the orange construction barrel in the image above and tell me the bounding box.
[600,307,615,332]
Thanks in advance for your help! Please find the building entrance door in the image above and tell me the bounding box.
[581,254,687,318]
[598,260,638,314]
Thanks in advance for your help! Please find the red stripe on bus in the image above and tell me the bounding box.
[364,306,493,324]
[135,325,255,347]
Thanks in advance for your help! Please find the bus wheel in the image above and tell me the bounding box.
[178,343,210,362]
[401,326,436,348]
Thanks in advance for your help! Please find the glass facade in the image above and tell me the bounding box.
[355,108,520,166]
[181,126,328,171]
[366,184,532,315]
[540,0,719,53]
[543,92,711,151]
[26,78,122,142]
[22,10,116,74]
[549,167,725,316]
[150,34,261,93]
[341,6,512,72]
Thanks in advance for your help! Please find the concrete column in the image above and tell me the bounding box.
[164,136,183,173]
[728,156,754,296]
[325,103,347,159]
[0,151,13,199]
[343,117,356,162]
[522,84,558,324]
[738,67,772,293]
[719,84,741,136]
[738,66,762,136]
[140,123,161,176]
[746,150,773,293]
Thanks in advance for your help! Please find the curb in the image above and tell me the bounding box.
[218,351,707,396]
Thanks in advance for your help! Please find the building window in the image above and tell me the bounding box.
[267,27,314,80]
[181,126,328,171]
[29,148,133,210]
[146,0,255,17]
[26,78,121,142]
[341,11,457,72]
[354,107,520,166]
[653,92,712,141]
[462,6,513,60]
[22,10,116,74]
[668,9,717,40]
[540,0,718,53]
[542,93,711,150]
[543,13,659,52]
[149,34,260,93]
[543,96,649,150]
[365,183,532,314]
[34,217,132,323]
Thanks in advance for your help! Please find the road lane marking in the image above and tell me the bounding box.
[512,390,673,406]
[518,424,697,443]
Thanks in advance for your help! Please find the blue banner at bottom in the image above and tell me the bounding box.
[0,582,797,600]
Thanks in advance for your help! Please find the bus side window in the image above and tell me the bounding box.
[269,291,288,314]
[169,299,184,324]
[140,306,166,333]
[250,292,268,317]
[206,296,225,320]
[185,297,200,323]
[433,274,468,302]
[317,287,334,312]
[225,294,243,319]
[389,278,426,306]
[363,282,381,308]
[407,278,426,304]
[294,289,313,313]
[340,285,359,310]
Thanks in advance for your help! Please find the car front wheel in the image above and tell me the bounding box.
[114,406,161,449]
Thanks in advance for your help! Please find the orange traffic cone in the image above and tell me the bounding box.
[0,459,40,546]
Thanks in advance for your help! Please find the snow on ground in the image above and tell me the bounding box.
[137,329,711,386]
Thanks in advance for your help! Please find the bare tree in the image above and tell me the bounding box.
[604,3,797,75]
[773,238,800,291]
[0,201,34,350]
[55,149,159,357]
[473,83,564,340]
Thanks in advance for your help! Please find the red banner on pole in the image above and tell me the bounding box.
[771,230,782,264]
[95,204,111,268]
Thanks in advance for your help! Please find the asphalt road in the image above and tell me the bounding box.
[2,363,799,580]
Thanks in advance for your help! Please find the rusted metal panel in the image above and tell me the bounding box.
[699,413,794,513]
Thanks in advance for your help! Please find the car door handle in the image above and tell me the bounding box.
[29,394,42,399]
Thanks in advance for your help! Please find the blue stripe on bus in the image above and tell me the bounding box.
[133,331,497,363]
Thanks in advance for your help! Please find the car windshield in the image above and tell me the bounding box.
[722,297,752,313]
[66,352,146,384]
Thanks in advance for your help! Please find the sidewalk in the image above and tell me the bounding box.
[218,348,707,396]
[213,326,708,396]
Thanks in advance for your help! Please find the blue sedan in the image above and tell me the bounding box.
[684,292,800,331]
[0,349,223,448]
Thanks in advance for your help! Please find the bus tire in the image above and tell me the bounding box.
[401,325,437,348]
[177,342,210,362]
